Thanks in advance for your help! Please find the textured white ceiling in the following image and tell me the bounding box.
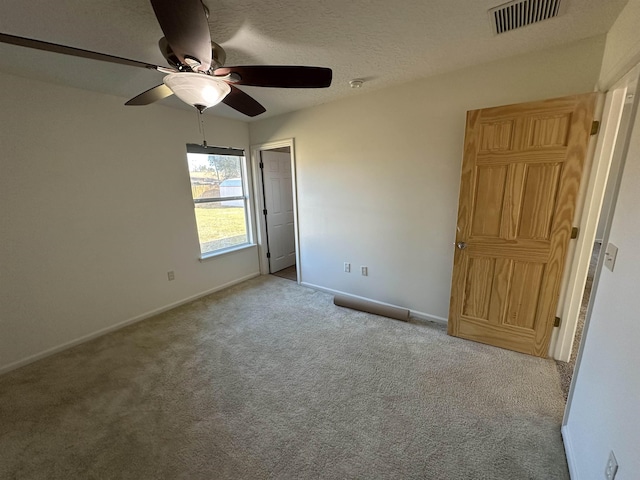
[0,0,628,121]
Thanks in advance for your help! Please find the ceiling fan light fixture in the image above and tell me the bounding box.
[163,72,231,109]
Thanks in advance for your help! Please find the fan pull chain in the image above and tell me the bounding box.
[195,107,208,147]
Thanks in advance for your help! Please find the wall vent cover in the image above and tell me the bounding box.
[489,0,567,34]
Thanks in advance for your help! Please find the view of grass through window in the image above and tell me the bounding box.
[186,148,249,256]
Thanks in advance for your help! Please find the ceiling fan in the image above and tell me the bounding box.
[0,0,333,117]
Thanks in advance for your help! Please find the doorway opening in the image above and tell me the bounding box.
[556,240,600,398]
[251,140,300,283]
[556,69,639,398]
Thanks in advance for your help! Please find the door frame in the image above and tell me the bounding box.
[552,68,639,360]
[563,63,640,428]
[250,138,301,282]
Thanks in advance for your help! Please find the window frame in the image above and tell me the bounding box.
[186,143,253,259]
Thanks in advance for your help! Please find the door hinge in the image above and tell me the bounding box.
[571,227,579,239]
[266,252,271,258]
[263,209,267,216]
[591,120,600,136]
[554,316,561,327]
[259,161,264,169]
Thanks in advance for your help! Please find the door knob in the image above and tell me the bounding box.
[456,241,467,250]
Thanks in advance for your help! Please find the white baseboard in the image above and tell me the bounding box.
[300,282,448,325]
[561,425,578,479]
[0,272,260,376]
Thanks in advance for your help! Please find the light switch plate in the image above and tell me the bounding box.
[604,243,618,272]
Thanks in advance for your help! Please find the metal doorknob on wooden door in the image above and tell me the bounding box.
[456,242,467,250]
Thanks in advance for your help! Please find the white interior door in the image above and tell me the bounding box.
[261,150,296,273]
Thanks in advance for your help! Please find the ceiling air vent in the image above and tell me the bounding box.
[489,0,567,35]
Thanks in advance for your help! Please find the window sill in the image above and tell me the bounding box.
[199,243,256,262]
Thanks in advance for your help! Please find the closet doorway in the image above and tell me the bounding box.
[251,140,300,283]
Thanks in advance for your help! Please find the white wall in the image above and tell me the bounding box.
[598,0,640,90]
[249,36,605,320]
[564,1,640,478]
[0,71,259,372]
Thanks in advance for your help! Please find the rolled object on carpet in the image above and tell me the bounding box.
[333,295,410,322]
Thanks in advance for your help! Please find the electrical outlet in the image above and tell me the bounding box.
[605,450,618,480]
[344,262,351,273]
[361,266,368,276]
[167,271,175,281]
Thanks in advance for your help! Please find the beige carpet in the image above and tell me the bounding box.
[0,276,569,479]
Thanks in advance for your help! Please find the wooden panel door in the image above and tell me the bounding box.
[448,93,598,357]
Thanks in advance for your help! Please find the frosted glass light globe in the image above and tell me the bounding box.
[163,73,231,110]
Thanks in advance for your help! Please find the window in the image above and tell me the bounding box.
[186,143,251,257]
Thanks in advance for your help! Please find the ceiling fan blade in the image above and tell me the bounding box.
[222,85,266,117]
[0,32,162,70]
[150,0,212,72]
[214,66,332,88]
[125,84,173,106]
